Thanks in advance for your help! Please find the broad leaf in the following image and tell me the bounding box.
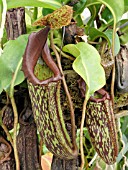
[117,19,128,45]
[62,44,80,58]
[101,7,113,23]
[89,27,111,46]
[73,42,106,99]
[86,0,124,22]
[104,29,120,55]
[75,15,84,26]
[85,0,124,59]
[87,5,100,27]
[76,128,91,146]
[0,34,29,94]
[7,0,61,10]
[124,0,128,12]
[121,116,128,134]
[42,8,54,16]
[73,0,87,17]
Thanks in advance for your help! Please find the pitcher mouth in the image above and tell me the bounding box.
[22,26,62,86]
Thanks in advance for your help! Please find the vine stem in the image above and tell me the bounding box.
[10,58,23,170]
[80,95,88,170]
[1,124,13,146]
[10,97,20,170]
[0,105,13,146]
[111,22,116,106]
[54,45,75,61]
[50,31,77,152]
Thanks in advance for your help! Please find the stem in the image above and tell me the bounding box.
[10,58,23,97]
[80,95,88,170]
[111,22,116,107]
[10,58,23,170]
[50,31,77,152]
[10,97,20,170]
[0,105,13,146]
[54,45,74,61]
[1,123,13,146]
[101,41,107,57]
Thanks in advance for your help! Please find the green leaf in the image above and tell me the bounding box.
[117,19,128,45]
[85,0,124,59]
[73,0,87,17]
[101,7,113,23]
[74,15,84,26]
[87,5,100,27]
[83,127,91,141]
[53,38,62,47]
[42,144,49,154]
[0,34,29,94]
[62,44,80,58]
[7,0,61,10]
[120,34,128,45]
[121,116,128,134]
[42,8,54,16]
[89,27,111,46]
[76,127,91,150]
[104,29,120,55]
[124,0,128,12]
[76,127,90,141]
[73,42,106,99]
[0,0,2,24]
[86,0,124,22]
